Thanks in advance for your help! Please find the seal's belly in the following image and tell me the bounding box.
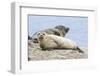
[40,39,58,49]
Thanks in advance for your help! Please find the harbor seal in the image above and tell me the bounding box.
[37,32,84,53]
[31,25,69,43]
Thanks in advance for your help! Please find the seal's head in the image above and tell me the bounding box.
[55,25,69,37]
[55,25,69,33]
[37,32,47,41]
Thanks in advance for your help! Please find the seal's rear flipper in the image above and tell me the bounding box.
[76,47,84,53]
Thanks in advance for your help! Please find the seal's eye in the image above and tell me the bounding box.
[43,33,45,35]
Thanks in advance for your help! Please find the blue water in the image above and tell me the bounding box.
[28,15,88,48]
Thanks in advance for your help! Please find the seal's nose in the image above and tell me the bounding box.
[40,35,43,36]
[66,28,70,32]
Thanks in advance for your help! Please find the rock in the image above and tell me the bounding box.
[28,40,88,61]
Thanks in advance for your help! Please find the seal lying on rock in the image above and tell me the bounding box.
[32,25,69,43]
[37,32,84,53]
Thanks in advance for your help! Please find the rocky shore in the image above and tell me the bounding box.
[28,40,88,61]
